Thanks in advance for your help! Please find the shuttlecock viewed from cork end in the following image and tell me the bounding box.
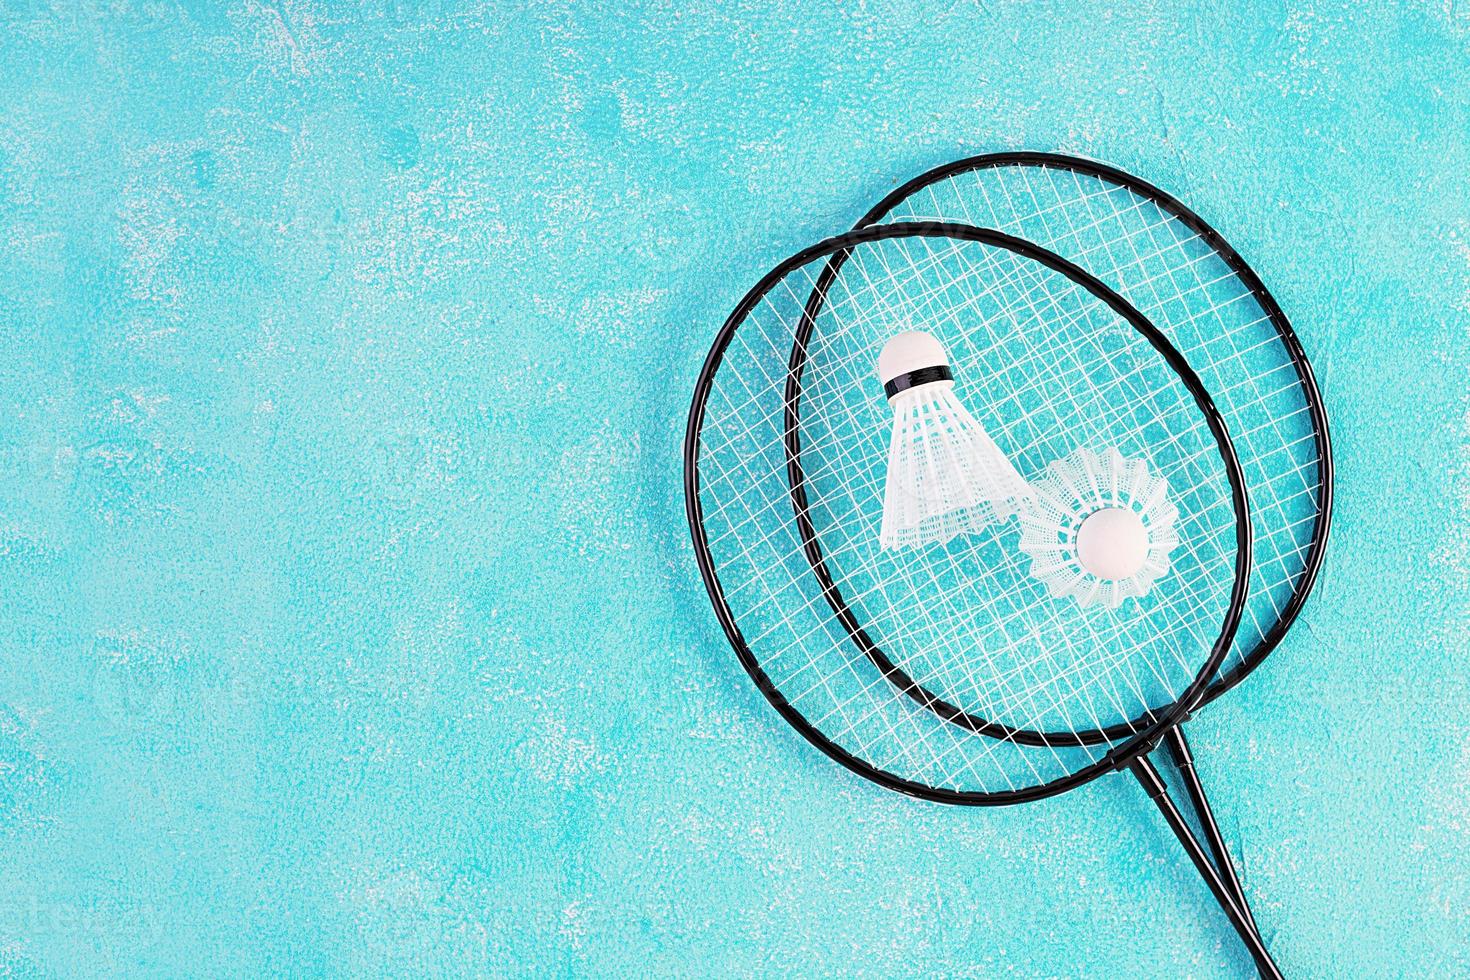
[877,330,1032,550]
[1017,447,1180,609]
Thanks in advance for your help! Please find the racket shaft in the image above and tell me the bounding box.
[1165,726,1261,941]
[1129,756,1284,980]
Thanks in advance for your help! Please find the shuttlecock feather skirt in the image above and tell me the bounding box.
[879,384,1032,550]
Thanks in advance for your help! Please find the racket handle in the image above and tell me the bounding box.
[1165,725,1262,941]
[1130,754,1285,980]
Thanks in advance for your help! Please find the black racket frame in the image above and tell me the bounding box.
[685,221,1252,808]
[847,154,1333,968]
[855,152,1334,724]
[685,221,1285,976]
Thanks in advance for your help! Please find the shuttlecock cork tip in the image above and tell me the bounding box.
[877,331,948,384]
[878,331,953,400]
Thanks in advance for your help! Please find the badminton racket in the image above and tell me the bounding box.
[685,221,1280,975]
[851,152,1333,937]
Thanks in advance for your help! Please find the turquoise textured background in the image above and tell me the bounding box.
[2,1,1468,976]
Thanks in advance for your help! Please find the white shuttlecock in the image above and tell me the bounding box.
[1018,447,1180,609]
[877,331,1032,550]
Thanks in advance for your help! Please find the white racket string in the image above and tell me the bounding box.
[877,164,1325,697]
[692,228,1242,796]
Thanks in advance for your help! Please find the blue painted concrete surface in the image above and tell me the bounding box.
[1,1,1467,976]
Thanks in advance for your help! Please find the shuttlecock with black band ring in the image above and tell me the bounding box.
[877,331,1032,550]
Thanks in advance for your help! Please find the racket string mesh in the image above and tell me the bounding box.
[693,231,1242,798]
[877,165,1323,698]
